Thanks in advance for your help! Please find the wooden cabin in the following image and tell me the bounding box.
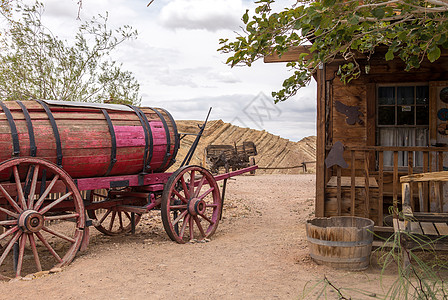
[266,47,448,228]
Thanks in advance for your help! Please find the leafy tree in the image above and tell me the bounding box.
[219,0,448,102]
[0,1,141,105]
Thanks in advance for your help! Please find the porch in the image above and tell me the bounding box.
[322,145,448,227]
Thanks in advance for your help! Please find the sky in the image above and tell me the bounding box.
[23,0,317,141]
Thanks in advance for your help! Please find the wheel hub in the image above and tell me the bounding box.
[18,210,44,233]
[188,198,206,216]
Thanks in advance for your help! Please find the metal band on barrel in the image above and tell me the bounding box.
[128,105,152,173]
[0,101,20,156]
[158,108,178,168]
[35,100,63,167]
[16,101,37,157]
[101,109,117,176]
[151,108,171,172]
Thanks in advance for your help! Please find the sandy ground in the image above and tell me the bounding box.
[0,174,398,299]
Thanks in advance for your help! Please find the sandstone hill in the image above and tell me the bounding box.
[169,120,316,174]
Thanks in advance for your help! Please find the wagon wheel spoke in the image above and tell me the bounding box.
[161,166,222,243]
[15,234,27,278]
[34,174,60,211]
[118,212,124,231]
[0,207,18,219]
[42,227,76,244]
[189,170,195,196]
[0,158,84,278]
[0,226,19,241]
[44,213,80,221]
[108,211,117,232]
[169,204,187,210]
[198,213,214,225]
[179,214,190,239]
[194,216,206,238]
[39,192,73,215]
[0,220,18,226]
[35,232,63,263]
[198,187,214,201]
[123,211,132,222]
[193,176,206,198]
[180,176,190,199]
[0,184,22,213]
[28,233,42,272]
[27,165,40,209]
[13,166,26,210]
[0,231,21,267]
[172,210,187,226]
[173,189,187,204]
[188,215,194,240]
[97,209,112,226]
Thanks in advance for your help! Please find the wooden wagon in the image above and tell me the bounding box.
[0,100,257,279]
[205,141,257,174]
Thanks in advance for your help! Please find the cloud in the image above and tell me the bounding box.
[159,0,244,31]
[151,93,316,141]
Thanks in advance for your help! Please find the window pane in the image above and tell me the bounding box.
[397,106,414,125]
[397,86,414,105]
[378,106,395,125]
[416,106,429,125]
[416,86,429,104]
[378,87,395,105]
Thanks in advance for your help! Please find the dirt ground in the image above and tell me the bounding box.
[0,174,398,299]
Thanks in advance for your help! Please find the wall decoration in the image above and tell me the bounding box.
[438,108,448,121]
[438,123,448,135]
[325,141,348,168]
[335,101,363,125]
[440,87,448,103]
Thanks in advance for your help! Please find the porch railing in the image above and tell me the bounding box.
[325,146,448,226]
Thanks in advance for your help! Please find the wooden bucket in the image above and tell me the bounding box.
[306,216,374,271]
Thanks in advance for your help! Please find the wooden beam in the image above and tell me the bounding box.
[315,66,326,217]
[264,46,312,63]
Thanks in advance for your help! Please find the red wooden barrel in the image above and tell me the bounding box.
[0,100,179,180]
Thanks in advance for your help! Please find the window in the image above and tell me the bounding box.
[377,85,429,167]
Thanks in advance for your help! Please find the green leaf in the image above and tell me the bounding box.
[385,50,394,61]
[372,8,385,19]
[427,46,441,63]
[349,14,359,25]
[242,10,249,24]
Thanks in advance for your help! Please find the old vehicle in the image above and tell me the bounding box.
[0,100,257,279]
[205,141,257,174]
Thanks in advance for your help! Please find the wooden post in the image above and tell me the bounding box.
[408,151,414,210]
[315,66,326,217]
[351,150,356,216]
[378,151,384,225]
[337,166,342,216]
[364,151,370,219]
[393,151,399,217]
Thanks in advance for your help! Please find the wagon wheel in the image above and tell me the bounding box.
[86,190,142,236]
[161,165,222,244]
[0,158,85,279]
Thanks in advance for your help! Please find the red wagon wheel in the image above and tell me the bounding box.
[0,158,85,279]
[86,189,142,236]
[161,165,221,244]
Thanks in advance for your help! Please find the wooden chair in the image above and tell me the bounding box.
[395,172,448,261]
